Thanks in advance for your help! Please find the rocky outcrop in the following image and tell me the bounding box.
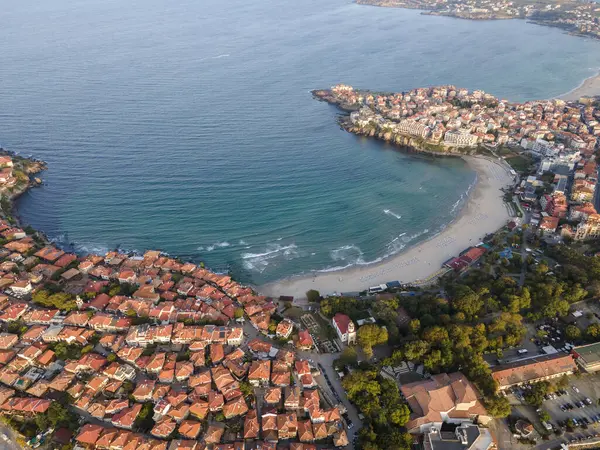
[339,118,476,156]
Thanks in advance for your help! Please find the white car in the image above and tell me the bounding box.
[573,386,580,393]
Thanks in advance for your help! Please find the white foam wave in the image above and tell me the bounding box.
[383,209,402,219]
[330,244,364,263]
[241,243,299,273]
[204,241,231,252]
[239,240,248,246]
[199,54,231,62]
[451,177,477,213]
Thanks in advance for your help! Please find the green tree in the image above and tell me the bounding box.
[403,340,430,361]
[234,308,244,320]
[134,402,155,432]
[484,395,511,418]
[586,324,600,340]
[408,319,421,334]
[450,285,483,318]
[555,375,569,391]
[524,382,550,407]
[565,325,582,341]
[306,289,320,303]
[358,324,388,359]
[337,346,358,367]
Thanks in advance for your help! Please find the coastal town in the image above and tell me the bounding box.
[0,153,366,449]
[0,90,599,450]
[356,0,600,40]
[3,86,600,450]
[314,83,600,246]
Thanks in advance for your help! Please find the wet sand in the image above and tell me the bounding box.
[259,155,515,299]
[559,72,600,101]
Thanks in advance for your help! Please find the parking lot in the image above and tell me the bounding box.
[541,376,600,427]
[506,374,600,448]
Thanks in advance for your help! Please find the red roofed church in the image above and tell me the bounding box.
[332,313,356,345]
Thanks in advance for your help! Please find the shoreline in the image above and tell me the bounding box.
[557,71,600,101]
[258,155,515,299]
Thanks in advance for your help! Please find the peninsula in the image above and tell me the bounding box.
[356,0,600,40]
[260,83,600,298]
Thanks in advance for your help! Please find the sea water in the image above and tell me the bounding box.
[2,0,600,284]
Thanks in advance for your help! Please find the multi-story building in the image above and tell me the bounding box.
[444,130,479,147]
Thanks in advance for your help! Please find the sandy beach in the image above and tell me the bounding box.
[559,72,600,101]
[259,155,515,299]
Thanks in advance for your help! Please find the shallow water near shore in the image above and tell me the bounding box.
[2,0,600,285]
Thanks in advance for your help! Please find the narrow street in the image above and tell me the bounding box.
[243,321,362,448]
[0,424,23,450]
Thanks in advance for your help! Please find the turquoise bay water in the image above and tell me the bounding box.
[1,0,600,284]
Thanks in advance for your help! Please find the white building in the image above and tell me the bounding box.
[332,313,356,345]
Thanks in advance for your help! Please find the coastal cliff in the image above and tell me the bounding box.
[0,149,46,224]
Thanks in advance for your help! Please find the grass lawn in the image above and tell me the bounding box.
[505,154,532,173]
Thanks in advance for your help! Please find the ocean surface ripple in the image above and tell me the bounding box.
[1,0,600,284]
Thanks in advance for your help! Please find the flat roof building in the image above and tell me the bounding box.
[573,342,600,373]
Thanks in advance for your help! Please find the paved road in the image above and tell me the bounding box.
[0,424,23,450]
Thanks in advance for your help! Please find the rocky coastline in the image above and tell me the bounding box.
[0,149,46,225]
[312,89,479,157]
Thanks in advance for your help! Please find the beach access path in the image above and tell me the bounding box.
[259,155,515,299]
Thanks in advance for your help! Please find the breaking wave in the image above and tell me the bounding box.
[241,243,300,273]
[198,241,231,252]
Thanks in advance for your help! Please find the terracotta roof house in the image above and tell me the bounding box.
[276,319,294,339]
[204,422,225,444]
[223,395,248,419]
[296,330,314,350]
[0,333,18,350]
[248,360,271,386]
[208,391,225,412]
[333,429,349,447]
[178,420,202,439]
[284,386,301,410]
[244,410,260,439]
[312,422,328,441]
[271,367,291,387]
[290,444,317,450]
[111,403,142,430]
[539,216,560,233]
[75,424,105,446]
[492,354,577,390]
[151,417,177,439]
[189,400,209,420]
[261,410,278,442]
[264,387,282,405]
[277,413,298,440]
[298,420,314,442]
[210,344,225,364]
[400,372,490,433]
